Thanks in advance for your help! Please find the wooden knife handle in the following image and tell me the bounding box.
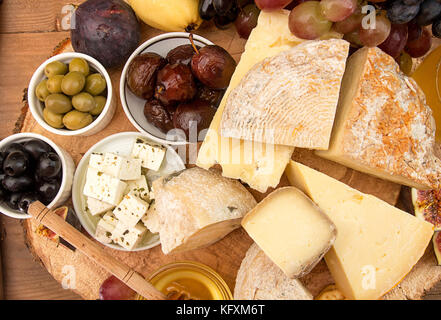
[28,201,167,300]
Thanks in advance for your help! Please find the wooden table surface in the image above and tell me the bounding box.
[0,0,441,300]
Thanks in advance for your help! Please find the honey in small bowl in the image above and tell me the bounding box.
[138,261,233,300]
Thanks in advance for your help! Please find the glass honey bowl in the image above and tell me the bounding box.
[137,261,233,300]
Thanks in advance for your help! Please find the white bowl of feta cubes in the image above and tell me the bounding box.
[72,132,185,251]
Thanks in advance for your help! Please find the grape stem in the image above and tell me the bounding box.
[189,34,200,55]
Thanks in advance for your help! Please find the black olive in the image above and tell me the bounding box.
[18,193,39,213]
[3,142,27,156]
[0,151,6,170]
[23,139,52,160]
[7,193,21,210]
[2,175,33,192]
[0,185,8,202]
[37,179,60,204]
[3,151,29,177]
[37,152,62,180]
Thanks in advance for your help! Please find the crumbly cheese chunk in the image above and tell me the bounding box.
[131,138,166,171]
[95,212,118,244]
[103,153,142,181]
[124,176,150,202]
[111,222,147,250]
[86,197,115,216]
[112,192,149,228]
[83,167,127,206]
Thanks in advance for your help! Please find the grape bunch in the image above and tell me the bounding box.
[199,0,261,39]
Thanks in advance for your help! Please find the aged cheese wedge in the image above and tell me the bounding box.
[285,160,434,300]
[144,167,257,254]
[316,47,441,189]
[220,39,349,149]
[242,187,337,278]
[234,243,313,300]
[196,9,342,193]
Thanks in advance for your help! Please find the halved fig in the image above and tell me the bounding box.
[412,188,441,231]
[36,206,68,242]
[433,232,441,266]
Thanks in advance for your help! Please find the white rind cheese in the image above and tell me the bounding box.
[221,39,349,149]
[242,187,336,278]
[145,167,257,254]
[316,47,441,189]
[286,160,434,300]
[234,243,313,300]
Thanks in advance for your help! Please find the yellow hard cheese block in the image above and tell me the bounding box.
[242,187,337,278]
[285,161,434,300]
[196,10,341,193]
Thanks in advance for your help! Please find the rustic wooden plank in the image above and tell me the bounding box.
[0,0,82,34]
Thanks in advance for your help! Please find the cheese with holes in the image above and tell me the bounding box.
[145,167,257,254]
[316,47,441,189]
[196,10,342,193]
[220,39,349,149]
[234,243,313,300]
[242,187,336,278]
[286,160,434,300]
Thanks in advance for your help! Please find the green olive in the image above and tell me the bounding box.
[44,61,68,78]
[85,73,106,96]
[69,58,90,76]
[72,92,95,112]
[91,96,107,116]
[43,108,64,129]
[35,80,50,102]
[61,71,86,96]
[63,110,93,130]
[46,75,64,94]
[45,93,72,114]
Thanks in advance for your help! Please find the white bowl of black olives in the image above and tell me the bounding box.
[28,52,116,136]
[0,133,75,219]
[120,32,235,145]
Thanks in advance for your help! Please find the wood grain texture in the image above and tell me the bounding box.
[1,0,441,300]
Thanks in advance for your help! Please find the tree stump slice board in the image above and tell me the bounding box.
[19,24,441,300]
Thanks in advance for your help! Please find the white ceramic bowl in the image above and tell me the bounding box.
[120,32,214,145]
[28,52,116,136]
[72,132,186,251]
[0,133,75,219]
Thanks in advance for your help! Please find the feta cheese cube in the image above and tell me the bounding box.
[113,192,149,228]
[142,204,159,233]
[111,222,147,250]
[95,212,118,244]
[86,197,115,216]
[131,138,166,171]
[83,167,127,206]
[102,153,142,180]
[89,153,105,169]
[125,176,150,202]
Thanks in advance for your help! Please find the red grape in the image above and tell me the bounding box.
[359,14,391,47]
[405,26,432,58]
[378,23,408,58]
[407,20,422,42]
[319,0,357,22]
[235,4,260,39]
[333,10,362,34]
[288,1,332,40]
[99,275,137,300]
[255,0,293,11]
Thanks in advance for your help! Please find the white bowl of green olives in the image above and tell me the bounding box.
[28,52,116,136]
[0,133,75,219]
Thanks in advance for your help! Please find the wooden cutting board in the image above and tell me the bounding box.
[20,24,441,300]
